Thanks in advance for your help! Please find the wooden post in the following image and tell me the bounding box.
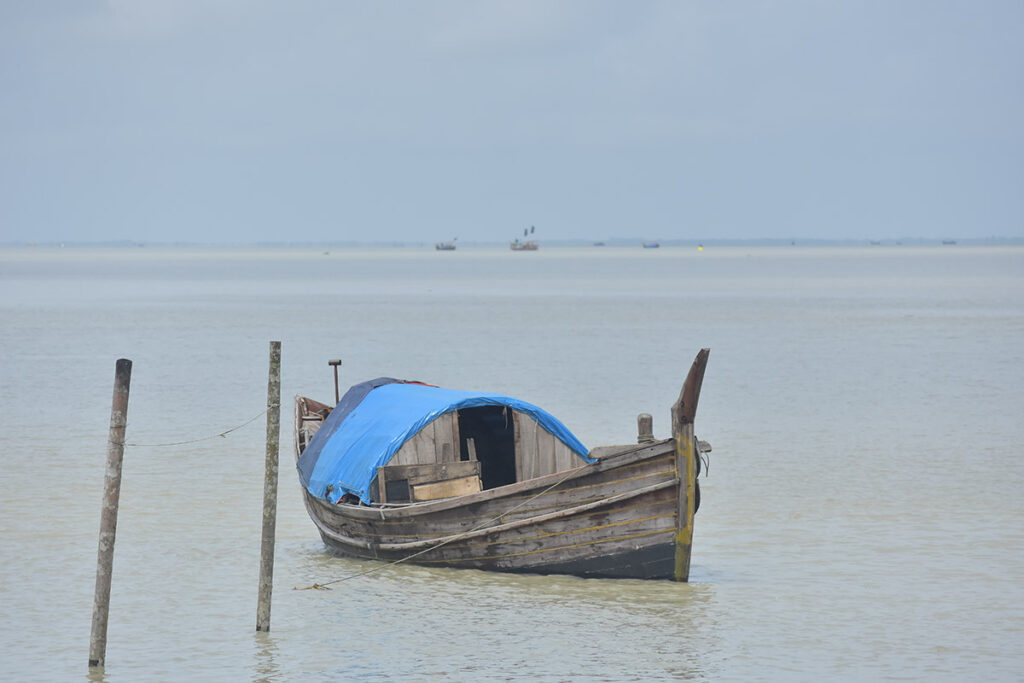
[328,359,342,405]
[256,341,282,632]
[637,413,654,443]
[670,349,710,582]
[89,358,132,669]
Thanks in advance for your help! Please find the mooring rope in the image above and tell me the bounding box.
[294,465,585,590]
[120,407,271,448]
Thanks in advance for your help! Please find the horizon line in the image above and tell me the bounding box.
[3,236,1022,249]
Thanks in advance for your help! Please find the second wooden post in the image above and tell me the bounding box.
[256,341,282,632]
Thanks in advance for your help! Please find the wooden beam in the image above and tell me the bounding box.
[671,348,710,431]
[89,358,132,670]
[256,341,282,632]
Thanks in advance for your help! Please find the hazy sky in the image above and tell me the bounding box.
[2,1,1022,244]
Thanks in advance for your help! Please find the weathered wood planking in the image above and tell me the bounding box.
[379,461,482,486]
[311,445,677,541]
[321,438,676,522]
[294,396,330,455]
[294,348,710,580]
[516,414,538,479]
[376,461,482,503]
[300,439,687,578]
[514,412,579,480]
[388,409,581,477]
[307,482,680,576]
[537,421,556,478]
[412,475,481,501]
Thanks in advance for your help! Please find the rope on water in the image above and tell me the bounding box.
[119,407,271,448]
[294,465,584,590]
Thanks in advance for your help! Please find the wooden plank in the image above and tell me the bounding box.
[452,413,463,460]
[420,420,438,463]
[312,528,678,579]
[386,415,463,468]
[377,458,480,504]
[528,417,541,478]
[377,467,388,503]
[434,414,454,462]
[323,440,677,521]
[412,475,482,501]
[391,424,435,467]
[312,453,678,543]
[380,461,481,487]
[673,422,695,582]
[312,479,677,555]
[420,515,678,570]
[537,428,556,477]
[410,454,678,530]
[553,438,580,472]
[588,445,636,459]
[413,482,679,553]
[390,439,414,467]
[407,421,429,464]
[514,413,523,479]
[368,475,381,504]
[672,348,710,430]
[516,414,539,480]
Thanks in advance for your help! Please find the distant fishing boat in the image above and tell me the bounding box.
[435,238,457,251]
[942,240,957,245]
[642,241,660,249]
[511,225,539,251]
[294,349,713,580]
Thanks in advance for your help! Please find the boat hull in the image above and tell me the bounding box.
[297,436,693,580]
[294,348,708,581]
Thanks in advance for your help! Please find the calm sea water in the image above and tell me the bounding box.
[1,245,1021,681]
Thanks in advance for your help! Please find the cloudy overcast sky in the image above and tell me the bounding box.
[1,1,1021,244]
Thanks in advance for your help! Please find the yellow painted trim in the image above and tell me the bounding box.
[672,430,695,581]
[455,511,675,550]
[363,461,676,527]
[344,495,676,542]
[416,527,676,564]
[463,455,676,502]
[327,512,676,564]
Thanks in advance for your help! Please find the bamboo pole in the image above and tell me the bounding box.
[256,341,282,632]
[89,358,132,669]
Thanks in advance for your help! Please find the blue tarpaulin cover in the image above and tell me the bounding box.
[298,378,592,504]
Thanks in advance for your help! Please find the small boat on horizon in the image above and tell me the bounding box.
[435,238,457,251]
[293,349,712,581]
[511,225,539,251]
[642,241,660,249]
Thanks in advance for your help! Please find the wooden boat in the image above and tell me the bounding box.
[511,225,539,251]
[294,349,711,580]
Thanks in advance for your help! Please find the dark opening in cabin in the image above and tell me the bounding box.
[458,406,516,489]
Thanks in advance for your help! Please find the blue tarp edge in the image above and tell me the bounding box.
[300,381,592,504]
